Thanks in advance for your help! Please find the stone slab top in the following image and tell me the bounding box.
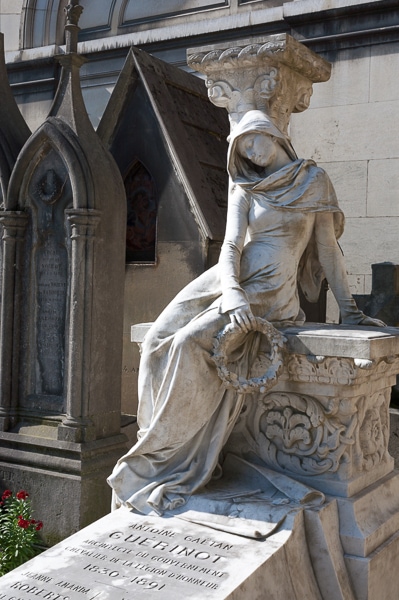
[131,323,153,343]
[281,324,399,361]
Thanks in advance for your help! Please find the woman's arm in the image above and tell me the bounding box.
[314,212,385,326]
[219,187,257,331]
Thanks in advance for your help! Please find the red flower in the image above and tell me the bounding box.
[35,521,43,531]
[17,518,30,529]
[2,490,12,500]
[16,491,29,500]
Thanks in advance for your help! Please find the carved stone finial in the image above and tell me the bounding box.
[65,0,83,27]
[64,0,83,53]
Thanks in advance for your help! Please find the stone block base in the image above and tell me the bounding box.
[345,529,399,600]
[0,429,128,545]
[336,471,399,557]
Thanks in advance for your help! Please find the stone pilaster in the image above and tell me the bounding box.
[0,212,27,430]
[58,209,101,443]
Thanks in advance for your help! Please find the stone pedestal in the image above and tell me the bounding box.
[225,324,399,600]
[132,322,399,599]
[0,429,127,546]
[229,324,398,497]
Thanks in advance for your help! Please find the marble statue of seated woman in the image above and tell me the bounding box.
[108,109,384,516]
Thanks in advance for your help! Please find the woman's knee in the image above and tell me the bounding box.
[173,315,226,352]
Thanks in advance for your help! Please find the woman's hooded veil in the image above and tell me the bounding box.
[227,110,297,183]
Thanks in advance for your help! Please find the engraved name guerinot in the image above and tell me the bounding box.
[0,510,278,599]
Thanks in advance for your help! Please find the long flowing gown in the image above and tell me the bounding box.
[108,115,344,516]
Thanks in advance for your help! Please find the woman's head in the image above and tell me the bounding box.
[227,110,297,182]
[236,132,280,169]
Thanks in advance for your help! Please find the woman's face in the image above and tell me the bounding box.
[236,133,277,168]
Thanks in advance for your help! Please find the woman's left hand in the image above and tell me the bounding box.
[342,312,386,327]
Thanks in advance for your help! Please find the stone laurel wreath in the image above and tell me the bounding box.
[212,317,286,394]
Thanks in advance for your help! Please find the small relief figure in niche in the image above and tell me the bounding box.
[29,158,70,405]
[124,162,157,263]
[108,110,385,516]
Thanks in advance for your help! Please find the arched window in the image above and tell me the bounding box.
[124,161,157,263]
[21,0,120,48]
[21,0,230,49]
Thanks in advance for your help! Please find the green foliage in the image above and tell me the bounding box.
[0,490,44,576]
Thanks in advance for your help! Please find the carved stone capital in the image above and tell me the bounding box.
[65,209,101,240]
[227,381,393,503]
[223,324,399,497]
[0,211,28,240]
[187,34,331,132]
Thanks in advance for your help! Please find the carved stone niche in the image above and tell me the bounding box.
[225,324,399,498]
[187,33,331,132]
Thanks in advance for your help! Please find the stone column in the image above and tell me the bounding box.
[58,208,101,443]
[187,33,331,132]
[0,212,27,431]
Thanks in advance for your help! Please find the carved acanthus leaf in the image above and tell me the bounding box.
[240,392,355,476]
[288,355,358,385]
[253,70,279,109]
[356,391,390,471]
[286,354,399,385]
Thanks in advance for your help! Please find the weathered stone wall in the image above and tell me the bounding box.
[389,408,399,469]
[290,41,399,319]
[0,0,23,51]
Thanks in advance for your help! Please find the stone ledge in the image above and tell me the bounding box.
[131,322,399,360]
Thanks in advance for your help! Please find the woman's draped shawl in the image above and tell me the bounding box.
[227,111,345,303]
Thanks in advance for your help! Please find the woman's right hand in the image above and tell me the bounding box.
[228,305,257,333]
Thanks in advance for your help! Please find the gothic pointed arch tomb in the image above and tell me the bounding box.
[0,10,128,543]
